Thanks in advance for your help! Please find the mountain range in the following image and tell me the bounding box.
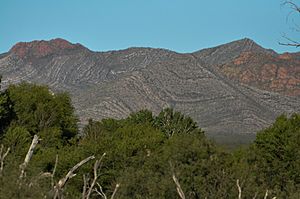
[0,38,299,143]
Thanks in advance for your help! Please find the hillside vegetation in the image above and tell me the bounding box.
[0,81,300,198]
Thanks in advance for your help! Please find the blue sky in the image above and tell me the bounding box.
[0,0,299,53]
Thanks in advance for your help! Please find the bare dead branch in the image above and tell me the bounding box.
[279,42,300,47]
[94,189,105,198]
[19,135,39,179]
[253,192,258,199]
[56,155,95,189]
[283,1,300,13]
[82,175,88,199]
[236,179,242,199]
[280,1,300,47]
[54,155,95,199]
[0,144,10,176]
[172,174,185,199]
[95,182,107,199]
[111,183,120,199]
[264,189,268,199]
[86,153,106,199]
[51,154,58,187]
[28,172,52,187]
[169,161,185,199]
[81,153,119,199]
[279,34,300,47]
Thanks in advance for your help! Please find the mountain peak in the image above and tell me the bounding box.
[231,38,277,55]
[192,38,278,67]
[239,37,255,43]
[9,38,83,59]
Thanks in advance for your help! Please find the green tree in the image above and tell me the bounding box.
[154,108,203,137]
[7,83,78,140]
[126,109,154,125]
[252,114,300,196]
[0,76,14,134]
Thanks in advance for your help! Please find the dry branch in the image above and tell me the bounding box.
[85,153,106,199]
[54,155,95,199]
[19,135,39,179]
[264,189,268,199]
[81,153,119,199]
[280,1,300,47]
[51,154,58,187]
[111,183,120,199]
[0,144,10,176]
[94,183,120,199]
[82,175,88,199]
[169,161,185,199]
[172,173,185,199]
[283,1,300,12]
[253,192,258,199]
[279,36,300,47]
[28,172,52,188]
[95,182,107,199]
[236,179,242,199]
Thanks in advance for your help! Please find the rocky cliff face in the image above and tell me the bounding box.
[0,38,299,139]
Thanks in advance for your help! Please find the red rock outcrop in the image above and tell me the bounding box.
[218,52,300,96]
[10,38,80,59]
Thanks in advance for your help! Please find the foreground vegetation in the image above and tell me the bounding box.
[0,81,299,198]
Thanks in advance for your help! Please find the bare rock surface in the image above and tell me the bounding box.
[0,38,299,138]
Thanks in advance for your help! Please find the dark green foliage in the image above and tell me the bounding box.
[0,82,80,198]
[251,114,300,197]
[3,125,31,153]
[154,108,203,137]
[0,81,299,198]
[52,93,78,139]
[126,109,154,125]
[0,77,14,135]
[7,83,78,140]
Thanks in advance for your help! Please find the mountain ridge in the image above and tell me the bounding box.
[6,37,297,57]
[1,38,299,141]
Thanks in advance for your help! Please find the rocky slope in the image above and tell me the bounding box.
[192,39,300,96]
[0,38,299,140]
